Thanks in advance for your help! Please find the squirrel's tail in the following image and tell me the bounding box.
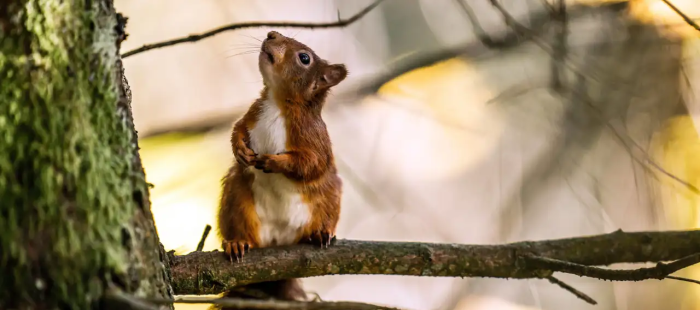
[217,279,307,310]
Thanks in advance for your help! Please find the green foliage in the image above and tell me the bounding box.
[0,1,139,308]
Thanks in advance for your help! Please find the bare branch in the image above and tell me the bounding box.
[546,276,597,305]
[661,0,700,32]
[454,0,520,48]
[667,275,700,285]
[170,230,700,296]
[539,0,556,15]
[550,0,567,92]
[526,253,700,282]
[121,0,386,58]
[487,0,599,83]
[196,224,212,252]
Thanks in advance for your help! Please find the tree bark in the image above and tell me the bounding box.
[0,1,173,309]
[170,230,700,295]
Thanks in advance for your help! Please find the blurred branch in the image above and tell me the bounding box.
[550,0,567,92]
[454,0,524,48]
[356,1,540,93]
[356,2,626,94]
[570,88,700,195]
[149,296,401,310]
[539,0,556,15]
[170,229,700,306]
[105,290,398,310]
[355,32,522,94]
[487,0,600,84]
[661,0,700,32]
[121,0,386,58]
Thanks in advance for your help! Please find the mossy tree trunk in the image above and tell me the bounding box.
[0,1,173,309]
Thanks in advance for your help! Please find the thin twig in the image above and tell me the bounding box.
[485,81,547,104]
[455,0,517,48]
[567,88,700,195]
[196,224,212,252]
[661,0,700,32]
[121,0,386,58]
[487,0,599,83]
[667,275,700,285]
[539,0,556,15]
[546,276,597,305]
[525,253,700,282]
[550,0,567,91]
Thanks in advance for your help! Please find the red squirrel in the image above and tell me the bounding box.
[217,31,347,303]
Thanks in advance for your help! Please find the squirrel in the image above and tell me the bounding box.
[216,31,347,306]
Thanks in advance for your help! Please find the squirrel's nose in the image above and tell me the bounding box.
[267,31,282,40]
[266,31,281,40]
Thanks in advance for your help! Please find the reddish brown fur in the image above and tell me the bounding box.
[216,31,347,306]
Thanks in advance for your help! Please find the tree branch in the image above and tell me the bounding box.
[661,0,700,32]
[546,276,597,305]
[170,229,700,297]
[454,0,522,49]
[525,253,700,281]
[121,0,386,58]
[196,224,212,252]
[549,0,567,92]
[487,0,599,84]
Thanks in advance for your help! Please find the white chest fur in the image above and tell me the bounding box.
[248,97,310,247]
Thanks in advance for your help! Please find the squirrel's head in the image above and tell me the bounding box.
[259,31,347,102]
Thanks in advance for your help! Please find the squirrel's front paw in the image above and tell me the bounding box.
[234,143,257,167]
[309,229,335,249]
[252,154,283,173]
[222,239,252,262]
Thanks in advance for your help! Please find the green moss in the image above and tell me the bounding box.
[0,1,140,308]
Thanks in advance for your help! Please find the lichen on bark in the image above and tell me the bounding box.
[0,1,171,308]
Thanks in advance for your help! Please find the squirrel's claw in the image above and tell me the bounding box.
[235,147,256,167]
[252,155,278,173]
[309,230,335,249]
[322,232,331,248]
[223,240,252,263]
[253,161,270,173]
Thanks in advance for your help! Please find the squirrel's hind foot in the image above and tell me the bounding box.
[307,230,335,249]
[223,240,252,262]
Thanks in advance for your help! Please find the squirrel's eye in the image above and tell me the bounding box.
[299,53,310,65]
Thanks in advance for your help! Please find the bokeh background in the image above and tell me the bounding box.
[114,0,700,309]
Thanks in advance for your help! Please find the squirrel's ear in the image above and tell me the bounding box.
[319,64,347,89]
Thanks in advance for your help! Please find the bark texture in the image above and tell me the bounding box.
[170,230,700,295]
[0,1,172,308]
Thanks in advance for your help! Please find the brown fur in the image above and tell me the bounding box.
[216,31,347,307]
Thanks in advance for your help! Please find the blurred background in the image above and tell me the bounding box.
[114,0,700,309]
